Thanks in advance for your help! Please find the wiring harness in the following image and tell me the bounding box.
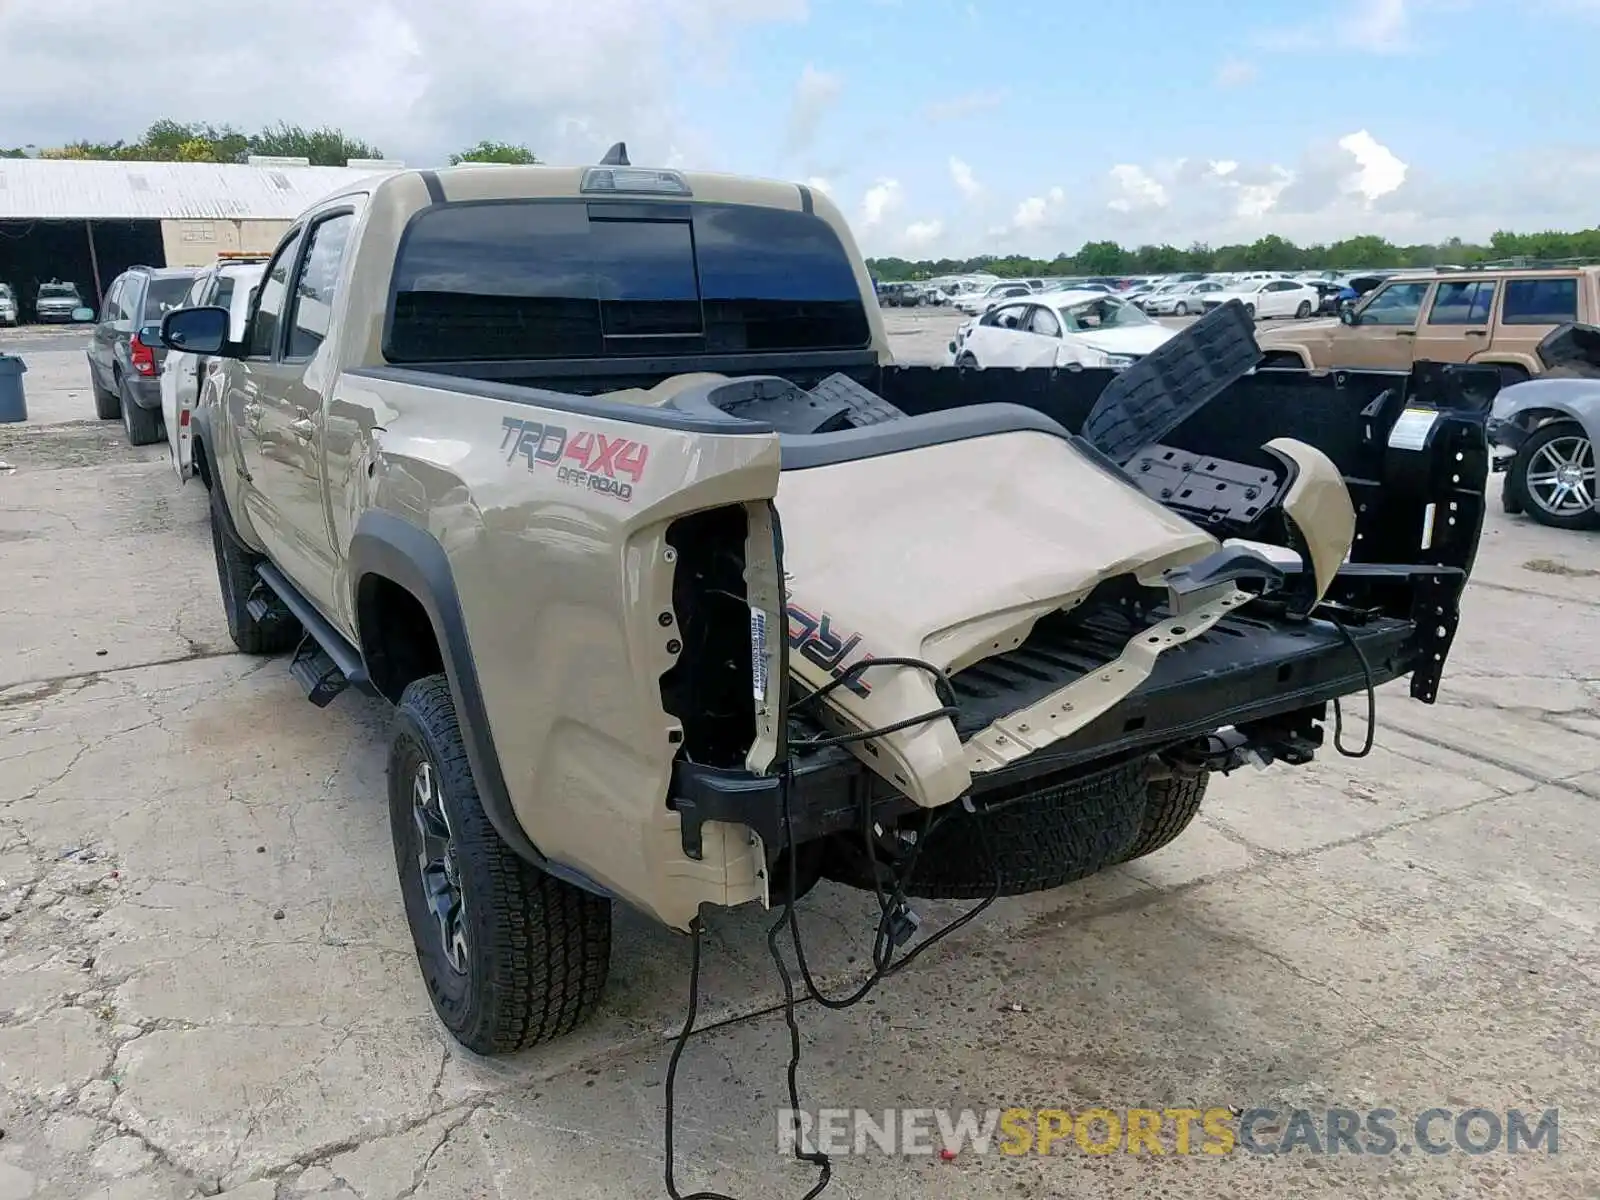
[661,607,1382,1199]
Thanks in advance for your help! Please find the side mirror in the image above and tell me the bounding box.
[160,305,233,355]
[1339,306,1358,326]
[71,306,95,322]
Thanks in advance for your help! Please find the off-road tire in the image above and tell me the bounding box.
[92,376,121,420]
[119,379,163,446]
[822,757,1147,901]
[208,483,302,654]
[1504,420,1600,531]
[1112,772,1209,863]
[391,675,612,1055]
[1295,300,1313,318]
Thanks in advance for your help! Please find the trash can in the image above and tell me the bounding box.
[0,354,26,423]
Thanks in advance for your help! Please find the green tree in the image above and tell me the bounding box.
[248,122,383,165]
[449,140,540,165]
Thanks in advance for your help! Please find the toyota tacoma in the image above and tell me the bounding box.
[151,152,1492,1060]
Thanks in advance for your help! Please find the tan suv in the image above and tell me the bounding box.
[1259,266,1600,383]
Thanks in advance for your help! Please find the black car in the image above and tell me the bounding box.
[86,264,203,445]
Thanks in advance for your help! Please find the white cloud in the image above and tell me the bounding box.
[1337,129,1408,202]
[804,175,834,196]
[948,156,982,200]
[922,89,1006,123]
[1257,0,1413,54]
[0,1,809,168]
[782,63,843,157]
[1211,160,1240,177]
[1214,58,1257,88]
[860,178,903,228]
[902,219,944,248]
[1012,186,1067,231]
[1107,164,1168,213]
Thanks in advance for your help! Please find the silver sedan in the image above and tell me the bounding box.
[1144,281,1225,316]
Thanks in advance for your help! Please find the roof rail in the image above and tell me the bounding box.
[599,141,630,166]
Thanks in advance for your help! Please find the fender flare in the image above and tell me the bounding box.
[191,409,251,548]
[347,511,612,897]
[1493,382,1600,453]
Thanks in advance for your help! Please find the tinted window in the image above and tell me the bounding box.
[1428,280,1495,325]
[99,278,123,323]
[114,278,139,324]
[387,200,870,362]
[142,277,195,321]
[247,230,304,358]
[1359,282,1430,326]
[287,213,355,360]
[1502,278,1578,325]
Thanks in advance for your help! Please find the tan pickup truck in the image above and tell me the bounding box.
[149,155,1489,1062]
[1259,266,1600,383]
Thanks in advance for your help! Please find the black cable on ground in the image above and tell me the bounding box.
[663,653,1003,1200]
[1327,615,1377,759]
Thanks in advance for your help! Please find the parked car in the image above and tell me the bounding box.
[878,282,928,308]
[1308,280,1348,315]
[160,254,269,483]
[1144,280,1226,316]
[146,162,1484,1091]
[950,290,1177,369]
[35,280,89,323]
[1201,277,1321,321]
[954,280,1034,315]
[1258,266,1600,383]
[0,283,17,326]
[1484,324,1600,530]
[86,264,204,445]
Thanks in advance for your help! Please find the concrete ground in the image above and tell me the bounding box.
[1,324,1598,1200]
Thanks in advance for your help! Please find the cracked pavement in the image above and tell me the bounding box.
[1,329,1598,1199]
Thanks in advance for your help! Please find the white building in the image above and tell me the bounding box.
[0,157,402,313]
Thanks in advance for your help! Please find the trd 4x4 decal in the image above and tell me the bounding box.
[500,417,650,503]
[787,605,873,698]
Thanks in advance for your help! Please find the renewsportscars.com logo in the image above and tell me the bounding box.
[776,1106,1560,1158]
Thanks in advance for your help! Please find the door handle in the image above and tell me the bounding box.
[1396,330,1415,337]
[1465,329,1488,337]
[289,417,316,439]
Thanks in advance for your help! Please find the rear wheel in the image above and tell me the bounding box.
[391,675,612,1055]
[1173,302,1188,316]
[1112,771,1209,863]
[119,379,163,446]
[1505,420,1599,530]
[1295,300,1313,318]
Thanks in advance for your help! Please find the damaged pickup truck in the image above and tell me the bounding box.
[151,154,1491,1058]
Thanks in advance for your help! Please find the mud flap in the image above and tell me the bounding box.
[1081,299,1262,464]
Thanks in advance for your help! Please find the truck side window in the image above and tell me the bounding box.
[285,213,355,361]
[246,229,305,359]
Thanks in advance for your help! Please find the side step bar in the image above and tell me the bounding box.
[253,562,373,706]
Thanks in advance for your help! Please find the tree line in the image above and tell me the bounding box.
[0,120,539,169]
[868,228,1600,281]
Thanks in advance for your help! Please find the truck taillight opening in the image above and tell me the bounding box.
[130,335,157,377]
[659,506,761,770]
[179,408,190,427]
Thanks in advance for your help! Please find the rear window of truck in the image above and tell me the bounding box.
[384,200,871,362]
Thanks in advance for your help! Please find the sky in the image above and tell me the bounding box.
[2,0,1598,259]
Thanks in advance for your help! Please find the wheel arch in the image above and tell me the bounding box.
[347,512,614,898]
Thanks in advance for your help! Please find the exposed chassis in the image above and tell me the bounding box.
[673,354,1494,865]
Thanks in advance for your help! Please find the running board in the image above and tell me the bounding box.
[253,562,373,704]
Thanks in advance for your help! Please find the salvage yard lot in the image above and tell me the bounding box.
[1,321,1599,1199]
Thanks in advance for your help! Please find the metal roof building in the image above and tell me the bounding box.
[0,158,402,221]
[0,158,406,312]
